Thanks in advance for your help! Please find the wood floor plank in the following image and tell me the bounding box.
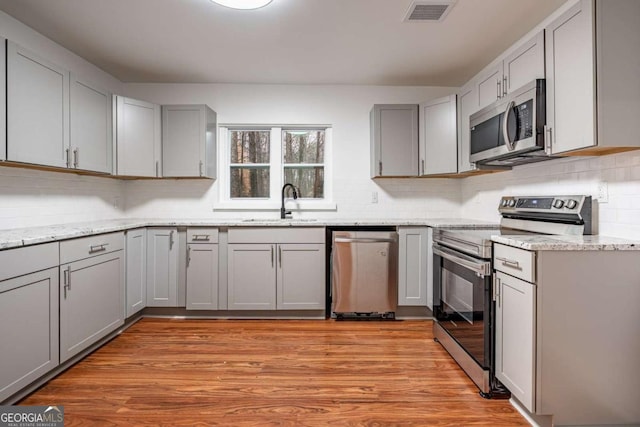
[21,319,528,426]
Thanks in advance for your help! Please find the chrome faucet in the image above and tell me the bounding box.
[280,183,299,219]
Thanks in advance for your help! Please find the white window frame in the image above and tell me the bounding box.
[216,125,335,211]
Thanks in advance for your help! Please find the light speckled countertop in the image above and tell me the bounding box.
[0,218,498,250]
[491,234,640,251]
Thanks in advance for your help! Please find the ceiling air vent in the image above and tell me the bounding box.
[404,1,456,23]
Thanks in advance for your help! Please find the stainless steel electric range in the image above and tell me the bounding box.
[432,195,592,398]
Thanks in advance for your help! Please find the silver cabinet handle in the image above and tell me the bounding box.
[496,256,520,269]
[278,246,282,268]
[199,160,203,177]
[155,161,159,177]
[192,234,210,241]
[63,265,71,298]
[544,125,553,155]
[492,273,497,302]
[271,245,274,267]
[379,161,383,176]
[497,80,501,99]
[73,147,79,168]
[187,246,191,267]
[89,243,108,254]
[169,230,174,249]
[496,275,502,307]
[503,76,508,96]
[66,148,71,168]
[421,159,425,175]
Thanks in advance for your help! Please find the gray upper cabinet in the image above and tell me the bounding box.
[545,0,640,155]
[162,105,217,178]
[126,228,147,317]
[146,228,179,307]
[503,31,545,95]
[59,233,125,363]
[370,104,419,177]
[457,81,479,173]
[115,96,161,177]
[419,95,458,176]
[7,41,69,168]
[0,243,59,402]
[70,74,113,174]
[0,38,6,162]
[476,63,503,110]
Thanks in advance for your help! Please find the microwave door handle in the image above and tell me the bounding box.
[502,100,516,151]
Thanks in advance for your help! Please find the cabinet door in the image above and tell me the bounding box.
[0,268,59,402]
[146,228,179,307]
[398,227,428,306]
[186,243,219,310]
[0,38,6,161]
[476,63,503,110]
[371,104,419,177]
[7,41,69,168]
[116,96,161,177]
[495,271,536,412]
[126,228,146,317]
[457,82,478,173]
[276,244,325,310]
[70,75,112,173]
[60,251,124,363]
[420,95,457,175]
[503,31,545,94]
[228,244,276,310]
[545,0,596,154]
[162,105,204,177]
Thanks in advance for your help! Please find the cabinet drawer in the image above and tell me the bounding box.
[60,232,124,264]
[493,244,535,282]
[0,243,59,282]
[187,228,219,243]
[228,227,325,244]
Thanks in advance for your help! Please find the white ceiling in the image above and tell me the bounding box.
[0,0,566,86]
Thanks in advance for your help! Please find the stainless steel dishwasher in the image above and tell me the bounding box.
[331,230,398,319]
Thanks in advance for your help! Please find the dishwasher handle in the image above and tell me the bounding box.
[433,244,491,277]
[334,237,396,244]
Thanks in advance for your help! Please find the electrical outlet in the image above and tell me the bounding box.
[597,182,608,203]
[113,197,120,209]
[371,191,378,204]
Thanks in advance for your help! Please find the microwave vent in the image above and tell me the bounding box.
[404,1,456,22]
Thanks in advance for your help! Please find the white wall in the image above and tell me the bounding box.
[122,83,462,220]
[461,151,640,239]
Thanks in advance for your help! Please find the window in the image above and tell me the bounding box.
[218,126,333,210]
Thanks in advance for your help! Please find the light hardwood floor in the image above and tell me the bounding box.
[22,319,528,426]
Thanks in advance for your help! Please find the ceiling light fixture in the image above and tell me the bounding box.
[210,0,273,10]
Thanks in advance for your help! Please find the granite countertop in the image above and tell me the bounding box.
[0,217,498,250]
[492,234,640,251]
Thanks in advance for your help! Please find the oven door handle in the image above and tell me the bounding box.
[433,244,491,277]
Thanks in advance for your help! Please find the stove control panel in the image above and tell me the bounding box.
[499,195,590,214]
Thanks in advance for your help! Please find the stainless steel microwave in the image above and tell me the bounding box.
[469,79,551,167]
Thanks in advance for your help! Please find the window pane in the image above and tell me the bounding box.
[230,131,270,164]
[230,167,270,198]
[283,130,324,164]
[284,167,324,198]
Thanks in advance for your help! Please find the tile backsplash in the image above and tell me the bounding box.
[461,150,640,239]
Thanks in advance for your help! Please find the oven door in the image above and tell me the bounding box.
[433,243,492,369]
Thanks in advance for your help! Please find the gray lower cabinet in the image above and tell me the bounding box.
[59,234,125,363]
[494,270,536,412]
[186,243,219,310]
[276,244,325,310]
[397,227,429,307]
[227,244,276,310]
[0,250,59,402]
[126,228,147,317]
[146,228,179,307]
